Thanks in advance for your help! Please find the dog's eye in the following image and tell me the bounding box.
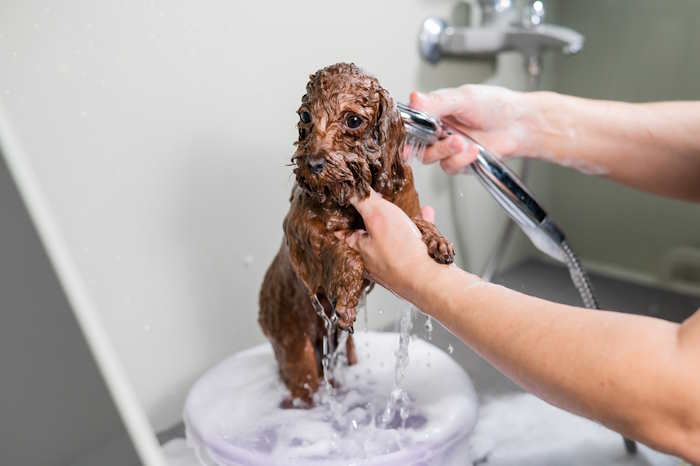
[299,111,311,124]
[346,114,364,129]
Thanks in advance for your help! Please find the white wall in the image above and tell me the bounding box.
[0,0,529,433]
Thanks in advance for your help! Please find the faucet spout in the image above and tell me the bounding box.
[506,23,584,56]
[418,16,584,65]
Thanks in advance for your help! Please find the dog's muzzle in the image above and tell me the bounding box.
[306,156,326,175]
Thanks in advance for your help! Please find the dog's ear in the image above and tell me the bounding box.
[373,87,406,196]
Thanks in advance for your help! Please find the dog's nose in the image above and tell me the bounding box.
[306,157,326,175]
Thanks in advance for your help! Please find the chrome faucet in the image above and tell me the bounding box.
[418,0,583,79]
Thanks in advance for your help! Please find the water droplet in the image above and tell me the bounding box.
[243,255,254,267]
[378,308,383,315]
[447,344,454,354]
[3,89,10,95]
[80,110,87,118]
[143,324,152,333]
[459,191,464,198]
[351,419,359,430]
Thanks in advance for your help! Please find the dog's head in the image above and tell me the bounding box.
[292,63,406,207]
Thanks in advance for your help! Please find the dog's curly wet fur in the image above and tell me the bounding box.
[258,63,455,405]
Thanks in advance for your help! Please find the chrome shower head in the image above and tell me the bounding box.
[398,102,444,145]
[398,102,567,263]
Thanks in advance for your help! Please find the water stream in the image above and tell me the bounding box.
[380,305,414,428]
[311,295,337,393]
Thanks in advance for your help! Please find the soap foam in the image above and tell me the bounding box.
[467,393,678,466]
[183,331,478,466]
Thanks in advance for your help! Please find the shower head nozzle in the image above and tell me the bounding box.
[398,102,568,263]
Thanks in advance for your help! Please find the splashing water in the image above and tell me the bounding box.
[380,306,414,427]
[330,330,349,375]
[447,344,454,355]
[183,331,478,465]
[310,295,349,426]
[311,295,337,391]
[358,291,369,332]
[310,295,425,434]
[424,315,433,341]
[405,139,427,163]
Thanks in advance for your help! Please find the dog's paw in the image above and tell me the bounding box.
[414,216,455,265]
[334,302,357,330]
[426,235,455,265]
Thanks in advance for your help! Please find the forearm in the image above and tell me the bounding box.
[526,92,700,201]
[409,264,700,461]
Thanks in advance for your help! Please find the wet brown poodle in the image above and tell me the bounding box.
[258,63,454,405]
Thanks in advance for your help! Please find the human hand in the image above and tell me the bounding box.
[345,189,440,302]
[409,85,534,174]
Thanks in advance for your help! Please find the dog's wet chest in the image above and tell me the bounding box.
[320,209,363,233]
[285,190,364,259]
[293,189,363,232]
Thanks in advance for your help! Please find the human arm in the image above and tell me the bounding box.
[411,86,700,201]
[348,190,700,462]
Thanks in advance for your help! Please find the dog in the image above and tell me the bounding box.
[258,63,454,405]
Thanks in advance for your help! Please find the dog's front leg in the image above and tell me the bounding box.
[321,239,365,330]
[284,213,325,297]
[413,217,456,265]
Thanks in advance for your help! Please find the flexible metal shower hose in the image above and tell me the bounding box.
[561,240,599,310]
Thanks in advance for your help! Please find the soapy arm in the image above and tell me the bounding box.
[348,190,700,464]
[531,94,700,202]
[410,87,700,201]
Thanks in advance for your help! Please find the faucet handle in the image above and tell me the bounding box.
[419,17,448,65]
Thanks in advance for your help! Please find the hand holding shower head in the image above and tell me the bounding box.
[398,102,567,263]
